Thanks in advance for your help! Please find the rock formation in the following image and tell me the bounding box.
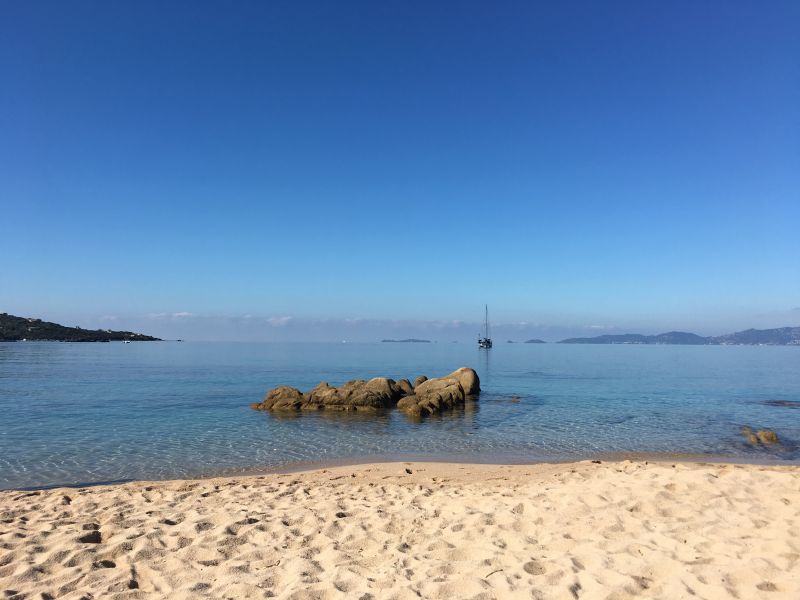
[305,378,401,410]
[252,386,306,411]
[394,378,414,396]
[445,367,481,395]
[252,368,480,416]
[396,367,481,416]
[397,377,464,417]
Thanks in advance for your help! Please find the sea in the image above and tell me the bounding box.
[1,341,798,490]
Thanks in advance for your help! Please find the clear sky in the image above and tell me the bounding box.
[2,1,798,341]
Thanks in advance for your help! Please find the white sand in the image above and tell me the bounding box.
[1,460,798,599]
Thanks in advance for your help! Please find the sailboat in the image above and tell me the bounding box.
[478,305,492,349]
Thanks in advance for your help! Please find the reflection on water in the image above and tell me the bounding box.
[478,346,491,378]
[1,341,799,489]
[399,398,481,425]
[264,408,394,426]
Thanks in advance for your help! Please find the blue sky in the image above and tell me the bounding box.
[1,1,798,341]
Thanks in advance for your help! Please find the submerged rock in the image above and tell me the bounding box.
[741,426,780,446]
[741,426,759,445]
[761,400,800,409]
[757,430,779,444]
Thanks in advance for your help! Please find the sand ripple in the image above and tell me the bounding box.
[1,461,798,599]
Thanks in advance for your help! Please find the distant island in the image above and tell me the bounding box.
[0,313,161,342]
[558,327,800,346]
[381,338,431,343]
[524,339,547,344]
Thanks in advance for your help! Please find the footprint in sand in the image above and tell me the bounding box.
[524,560,546,575]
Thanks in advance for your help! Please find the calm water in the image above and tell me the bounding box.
[1,341,799,489]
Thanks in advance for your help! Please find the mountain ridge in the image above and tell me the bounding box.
[559,327,800,345]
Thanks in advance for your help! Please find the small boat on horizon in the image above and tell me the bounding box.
[478,305,492,349]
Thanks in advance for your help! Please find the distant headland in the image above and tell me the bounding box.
[0,313,161,342]
[558,326,800,346]
[381,338,431,343]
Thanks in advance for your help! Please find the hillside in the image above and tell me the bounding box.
[709,327,800,345]
[0,313,161,342]
[558,327,800,345]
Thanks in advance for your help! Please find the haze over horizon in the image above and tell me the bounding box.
[2,1,798,341]
[3,309,800,343]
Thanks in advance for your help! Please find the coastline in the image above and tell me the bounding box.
[8,449,799,493]
[2,460,798,599]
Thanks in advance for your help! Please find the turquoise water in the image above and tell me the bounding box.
[0,341,798,489]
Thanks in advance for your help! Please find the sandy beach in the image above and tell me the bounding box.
[1,460,798,599]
